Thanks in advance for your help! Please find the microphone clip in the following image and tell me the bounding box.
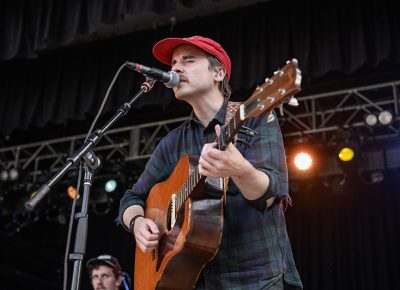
[141,77,156,92]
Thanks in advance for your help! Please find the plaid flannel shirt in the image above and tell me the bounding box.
[119,97,303,289]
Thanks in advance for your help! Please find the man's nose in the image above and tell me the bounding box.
[171,63,183,73]
[94,279,102,286]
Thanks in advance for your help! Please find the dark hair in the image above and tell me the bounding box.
[206,54,232,98]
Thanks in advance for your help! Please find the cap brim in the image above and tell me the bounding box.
[86,258,115,270]
[153,37,225,67]
[152,36,231,80]
[152,38,196,66]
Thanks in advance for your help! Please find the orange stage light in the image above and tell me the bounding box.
[67,186,80,200]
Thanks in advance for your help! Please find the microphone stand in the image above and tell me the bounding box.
[24,78,156,290]
[69,151,100,290]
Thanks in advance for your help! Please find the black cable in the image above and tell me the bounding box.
[85,63,128,142]
[63,163,83,290]
[122,271,132,290]
[62,62,129,290]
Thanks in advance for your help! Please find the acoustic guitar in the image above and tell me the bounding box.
[134,59,302,290]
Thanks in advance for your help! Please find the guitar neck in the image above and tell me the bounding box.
[174,106,245,214]
[174,167,204,212]
[216,106,245,150]
[174,58,302,218]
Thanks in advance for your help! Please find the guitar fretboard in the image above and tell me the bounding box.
[172,106,244,217]
[174,167,202,214]
[171,59,302,218]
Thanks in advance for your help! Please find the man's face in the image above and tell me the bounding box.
[170,45,217,101]
[91,265,121,290]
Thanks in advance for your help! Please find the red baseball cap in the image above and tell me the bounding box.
[152,36,232,80]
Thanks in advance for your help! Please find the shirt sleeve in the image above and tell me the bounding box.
[237,111,289,211]
[117,136,174,225]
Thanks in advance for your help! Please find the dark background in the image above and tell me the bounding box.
[1,0,399,289]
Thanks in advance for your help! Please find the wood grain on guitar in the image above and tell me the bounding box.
[134,59,302,290]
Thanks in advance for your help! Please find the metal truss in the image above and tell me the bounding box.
[280,80,400,145]
[0,80,399,183]
[0,117,186,183]
[1,79,399,235]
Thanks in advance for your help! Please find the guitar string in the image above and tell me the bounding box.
[172,102,250,218]
[171,71,291,219]
[172,96,272,218]
[167,67,296,227]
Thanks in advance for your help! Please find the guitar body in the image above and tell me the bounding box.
[134,154,225,290]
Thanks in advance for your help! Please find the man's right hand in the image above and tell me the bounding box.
[133,217,160,253]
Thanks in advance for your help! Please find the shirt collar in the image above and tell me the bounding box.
[186,97,228,128]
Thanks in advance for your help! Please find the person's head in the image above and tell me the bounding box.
[86,254,122,290]
[152,36,232,100]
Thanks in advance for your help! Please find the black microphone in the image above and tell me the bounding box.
[25,184,50,210]
[125,62,180,88]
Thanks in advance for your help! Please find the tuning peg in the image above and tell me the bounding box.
[265,78,274,85]
[288,97,299,107]
[279,104,284,116]
[287,58,298,65]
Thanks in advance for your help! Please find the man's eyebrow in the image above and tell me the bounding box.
[171,55,195,65]
[182,55,195,60]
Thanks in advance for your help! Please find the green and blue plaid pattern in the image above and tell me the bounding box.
[119,97,302,289]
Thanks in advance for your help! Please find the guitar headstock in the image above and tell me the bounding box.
[243,59,302,118]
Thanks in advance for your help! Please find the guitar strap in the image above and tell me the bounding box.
[225,101,242,124]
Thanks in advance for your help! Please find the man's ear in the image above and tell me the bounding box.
[214,67,226,81]
[116,275,122,287]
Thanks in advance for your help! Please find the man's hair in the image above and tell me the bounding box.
[206,54,232,98]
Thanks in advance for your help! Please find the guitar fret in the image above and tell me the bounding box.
[181,190,184,204]
[226,123,231,141]
[186,178,192,197]
[181,190,184,205]
[188,175,191,197]
[226,113,241,140]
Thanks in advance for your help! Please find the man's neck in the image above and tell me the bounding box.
[190,92,224,127]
